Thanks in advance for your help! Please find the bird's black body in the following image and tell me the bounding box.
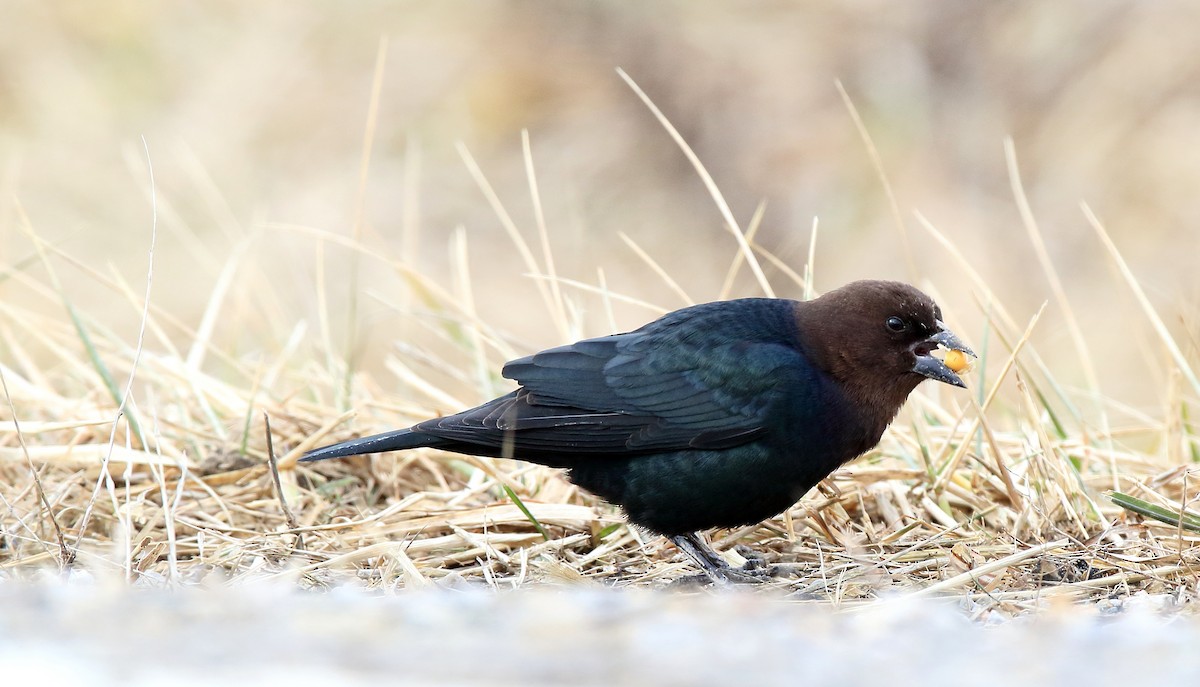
[304,280,973,580]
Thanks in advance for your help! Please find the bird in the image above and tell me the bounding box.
[303,280,974,583]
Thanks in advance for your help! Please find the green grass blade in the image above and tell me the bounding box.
[504,485,550,541]
[1182,401,1200,463]
[63,299,145,446]
[1035,388,1068,440]
[1108,491,1200,533]
[596,523,623,540]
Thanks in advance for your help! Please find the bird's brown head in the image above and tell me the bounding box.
[794,280,974,410]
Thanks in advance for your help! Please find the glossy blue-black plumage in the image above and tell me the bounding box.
[303,281,969,537]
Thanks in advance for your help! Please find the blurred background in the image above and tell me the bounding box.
[2,0,1198,415]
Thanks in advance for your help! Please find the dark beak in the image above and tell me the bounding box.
[911,321,975,388]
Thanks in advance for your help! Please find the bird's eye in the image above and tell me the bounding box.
[885,316,907,332]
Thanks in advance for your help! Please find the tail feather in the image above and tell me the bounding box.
[301,428,444,462]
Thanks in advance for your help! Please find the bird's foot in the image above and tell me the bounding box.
[670,533,779,586]
[735,544,773,573]
[717,565,778,584]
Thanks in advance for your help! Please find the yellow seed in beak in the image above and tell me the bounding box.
[944,349,971,373]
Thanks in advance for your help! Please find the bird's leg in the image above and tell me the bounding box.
[670,533,772,585]
[671,533,729,574]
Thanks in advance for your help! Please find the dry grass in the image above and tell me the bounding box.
[2,82,1198,617]
[2,4,1200,619]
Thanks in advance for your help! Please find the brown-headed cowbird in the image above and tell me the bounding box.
[303,280,973,582]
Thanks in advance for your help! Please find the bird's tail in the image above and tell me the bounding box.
[300,428,446,462]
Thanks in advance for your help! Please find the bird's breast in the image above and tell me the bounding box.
[763,371,888,480]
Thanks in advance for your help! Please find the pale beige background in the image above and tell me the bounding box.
[2,1,1197,414]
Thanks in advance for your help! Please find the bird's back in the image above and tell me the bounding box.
[410,299,817,463]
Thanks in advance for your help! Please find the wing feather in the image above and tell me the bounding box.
[416,299,812,457]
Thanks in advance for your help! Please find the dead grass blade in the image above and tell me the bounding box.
[617,67,774,298]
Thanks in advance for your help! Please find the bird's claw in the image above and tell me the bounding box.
[721,565,778,584]
[735,544,772,572]
[671,533,782,586]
